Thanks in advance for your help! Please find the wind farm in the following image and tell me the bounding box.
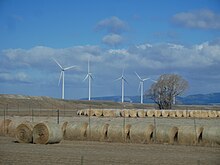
[53,58,76,100]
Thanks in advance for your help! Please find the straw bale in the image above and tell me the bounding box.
[169,110,176,118]
[161,110,169,118]
[85,109,96,116]
[147,110,155,117]
[208,111,218,118]
[154,110,162,118]
[0,119,12,136]
[137,110,146,118]
[15,121,36,143]
[176,110,183,118]
[115,109,121,117]
[89,122,109,141]
[8,120,27,137]
[217,111,220,117]
[107,122,131,143]
[194,110,202,118]
[189,110,196,118]
[94,109,103,117]
[130,123,154,144]
[202,126,220,145]
[120,109,130,117]
[64,121,88,141]
[103,109,116,117]
[182,110,190,117]
[129,109,137,118]
[154,125,178,144]
[33,122,63,144]
[77,110,80,115]
[200,110,208,118]
[178,126,203,145]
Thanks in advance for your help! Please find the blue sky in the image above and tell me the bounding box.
[0,0,220,100]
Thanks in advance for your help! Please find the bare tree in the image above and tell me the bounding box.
[146,74,188,109]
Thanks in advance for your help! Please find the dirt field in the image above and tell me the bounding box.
[0,136,219,165]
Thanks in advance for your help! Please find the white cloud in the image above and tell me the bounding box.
[102,34,124,46]
[95,16,128,34]
[172,9,220,30]
[1,41,220,97]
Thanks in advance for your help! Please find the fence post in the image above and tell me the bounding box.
[3,106,6,135]
[32,108,34,122]
[57,109,60,124]
[193,117,197,145]
[153,116,157,143]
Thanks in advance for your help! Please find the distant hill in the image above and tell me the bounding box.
[81,92,220,105]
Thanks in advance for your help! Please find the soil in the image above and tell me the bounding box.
[0,136,220,165]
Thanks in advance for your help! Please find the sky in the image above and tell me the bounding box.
[0,0,220,100]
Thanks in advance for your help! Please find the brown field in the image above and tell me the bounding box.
[0,136,220,165]
[0,95,220,164]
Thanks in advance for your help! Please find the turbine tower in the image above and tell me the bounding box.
[115,69,127,103]
[135,72,149,104]
[53,58,76,100]
[84,59,93,101]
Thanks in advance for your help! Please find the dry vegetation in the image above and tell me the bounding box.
[0,94,220,164]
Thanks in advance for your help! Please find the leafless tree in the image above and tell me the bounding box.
[146,74,188,109]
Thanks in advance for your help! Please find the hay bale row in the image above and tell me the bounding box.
[0,119,12,135]
[4,117,218,146]
[77,109,219,119]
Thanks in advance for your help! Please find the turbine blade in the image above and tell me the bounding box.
[90,74,94,80]
[88,59,90,73]
[124,78,128,84]
[122,68,125,77]
[150,79,157,83]
[64,65,76,70]
[53,58,63,70]
[114,77,122,82]
[58,71,63,86]
[143,78,150,81]
[83,74,89,81]
[135,72,142,80]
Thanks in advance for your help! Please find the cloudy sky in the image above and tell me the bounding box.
[0,0,220,100]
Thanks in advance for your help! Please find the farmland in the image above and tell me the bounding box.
[0,94,220,164]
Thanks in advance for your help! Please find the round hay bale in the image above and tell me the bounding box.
[200,110,208,118]
[208,111,218,118]
[8,120,26,137]
[178,126,203,145]
[194,110,202,118]
[217,111,220,117]
[33,122,63,144]
[107,122,131,143]
[94,109,103,117]
[120,109,130,118]
[103,109,116,117]
[176,110,183,118]
[64,121,88,141]
[161,110,169,118]
[129,109,137,118]
[202,126,220,145]
[130,123,154,144]
[169,110,176,118]
[89,122,109,141]
[154,110,162,118]
[182,110,190,117]
[154,125,178,144]
[147,110,155,117]
[189,110,197,118]
[77,110,80,115]
[0,119,12,135]
[15,121,36,143]
[115,109,121,117]
[137,110,146,118]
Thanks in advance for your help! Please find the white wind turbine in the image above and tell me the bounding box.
[84,59,93,101]
[53,58,76,100]
[135,72,149,104]
[115,69,127,103]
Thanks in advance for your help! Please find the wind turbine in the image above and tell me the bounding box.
[135,72,149,104]
[84,59,93,101]
[53,58,76,100]
[115,69,127,103]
